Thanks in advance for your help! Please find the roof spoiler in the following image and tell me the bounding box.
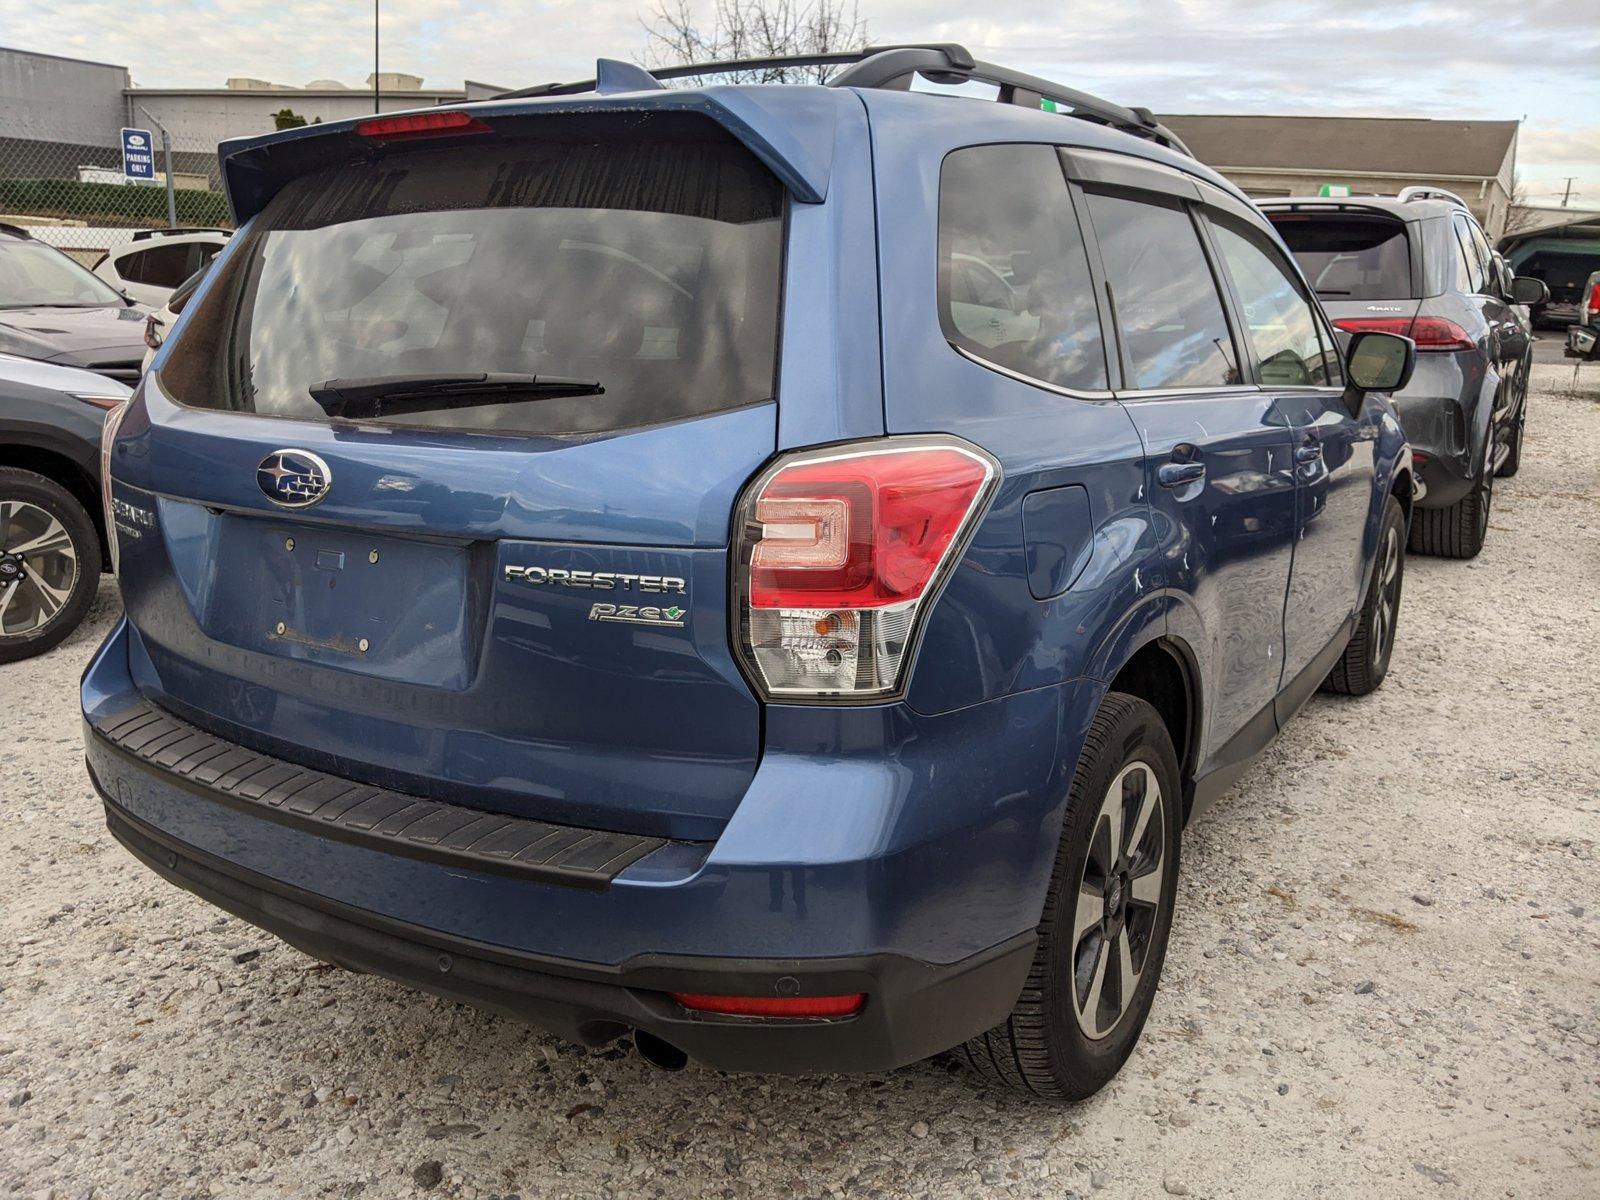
[217,87,843,221]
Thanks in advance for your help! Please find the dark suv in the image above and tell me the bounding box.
[83,46,1416,1100]
[1263,189,1545,559]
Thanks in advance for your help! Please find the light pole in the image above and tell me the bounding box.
[137,103,177,230]
[373,0,380,114]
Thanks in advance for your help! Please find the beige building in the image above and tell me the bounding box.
[1157,115,1519,239]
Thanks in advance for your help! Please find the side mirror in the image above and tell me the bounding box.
[1510,276,1549,306]
[1346,331,1415,394]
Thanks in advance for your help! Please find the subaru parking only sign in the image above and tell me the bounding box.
[121,128,155,181]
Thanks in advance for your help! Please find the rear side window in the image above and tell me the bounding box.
[119,242,202,289]
[1454,215,1490,295]
[937,145,1107,391]
[1211,219,1338,386]
[1269,213,1414,300]
[162,118,784,436]
[1081,190,1239,390]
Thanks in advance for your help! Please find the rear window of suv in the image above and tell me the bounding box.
[161,116,784,436]
[1268,212,1414,300]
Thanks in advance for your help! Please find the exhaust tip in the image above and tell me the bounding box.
[633,1028,689,1072]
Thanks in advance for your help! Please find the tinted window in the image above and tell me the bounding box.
[0,240,126,306]
[1082,190,1239,390]
[1269,213,1413,299]
[1466,220,1495,292]
[163,119,784,436]
[1452,217,1484,294]
[938,145,1107,391]
[119,242,198,288]
[1212,220,1336,386]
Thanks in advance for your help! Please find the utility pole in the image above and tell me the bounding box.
[373,0,381,114]
[137,104,178,230]
[1561,177,1576,207]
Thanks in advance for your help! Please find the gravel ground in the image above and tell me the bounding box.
[3,363,1597,1200]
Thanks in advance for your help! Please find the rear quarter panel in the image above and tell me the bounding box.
[862,94,1169,716]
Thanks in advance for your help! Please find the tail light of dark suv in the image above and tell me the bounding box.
[1333,315,1474,352]
[732,438,999,702]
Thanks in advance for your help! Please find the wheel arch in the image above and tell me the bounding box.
[1102,633,1202,819]
[0,442,109,569]
[1389,464,1414,530]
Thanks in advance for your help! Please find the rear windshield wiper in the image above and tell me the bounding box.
[308,373,604,420]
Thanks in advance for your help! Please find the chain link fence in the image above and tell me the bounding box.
[0,112,235,267]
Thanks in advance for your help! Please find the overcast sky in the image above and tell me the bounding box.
[3,0,1596,205]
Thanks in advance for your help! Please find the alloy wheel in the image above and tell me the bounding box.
[0,500,79,640]
[1371,522,1401,667]
[1071,761,1166,1040]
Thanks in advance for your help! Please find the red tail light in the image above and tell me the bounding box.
[1585,282,1600,321]
[734,439,998,700]
[671,992,866,1018]
[1333,316,1472,352]
[1331,317,1411,338]
[355,110,491,140]
[1406,317,1475,352]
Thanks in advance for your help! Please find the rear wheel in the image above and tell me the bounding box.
[960,692,1181,1100]
[1324,495,1404,696]
[1409,457,1491,559]
[0,468,101,665]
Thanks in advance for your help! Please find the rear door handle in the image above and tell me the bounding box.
[1157,461,1206,488]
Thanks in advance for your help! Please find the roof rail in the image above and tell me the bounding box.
[501,45,1192,157]
[1396,185,1470,211]
[0,221,33,240]
[129,227,233,241]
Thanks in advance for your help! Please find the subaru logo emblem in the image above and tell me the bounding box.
[257,449,332,508]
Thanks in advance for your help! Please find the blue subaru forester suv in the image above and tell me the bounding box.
[82,46,1417,1099]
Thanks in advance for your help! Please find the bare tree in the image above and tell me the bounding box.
[640,0,869,83]
[1502,175,1540,237]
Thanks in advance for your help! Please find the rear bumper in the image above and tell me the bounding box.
[1390,355,1486,508]
[100,795,1034,1073]
[84,617,1083,1071]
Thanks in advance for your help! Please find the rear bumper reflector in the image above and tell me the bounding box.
[88,700,674,889]
[672,992,866,1018]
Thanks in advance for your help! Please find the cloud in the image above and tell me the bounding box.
[2,0,1596,183]
[1519,126,1600,167]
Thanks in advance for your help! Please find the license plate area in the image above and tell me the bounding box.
[200,513,481,689]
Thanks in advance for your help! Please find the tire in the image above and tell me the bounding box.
[0,467,101,665]
[1409,460,1491,559]
[1496,403,1524,478]
[1324,495,1405,696]
[960,692,1181,1100]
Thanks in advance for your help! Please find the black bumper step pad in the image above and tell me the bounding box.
[90,701,671,889]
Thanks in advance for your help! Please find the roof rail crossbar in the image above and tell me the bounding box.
[499,45,1191,156]
[1397,185,1470,211]
[827,48,1190,154]
[499,47,912,98]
